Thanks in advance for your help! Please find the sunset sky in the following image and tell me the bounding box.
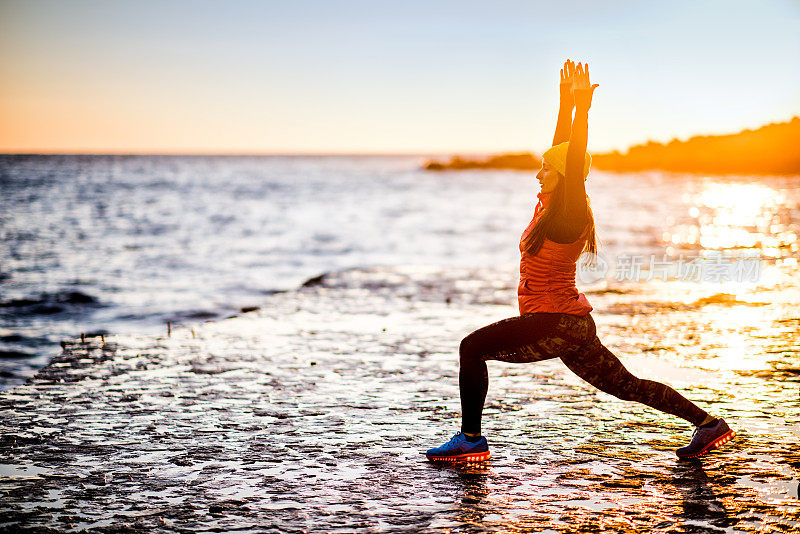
[1,0,798,154]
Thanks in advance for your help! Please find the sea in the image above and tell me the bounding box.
[1,154,799,390]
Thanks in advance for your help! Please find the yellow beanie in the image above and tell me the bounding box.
[542,142,591,181]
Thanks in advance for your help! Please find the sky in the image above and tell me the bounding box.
[1,0,799,154]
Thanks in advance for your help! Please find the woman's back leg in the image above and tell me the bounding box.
[559,336,709,426]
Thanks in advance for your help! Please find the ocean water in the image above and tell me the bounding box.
[1,154,799,389]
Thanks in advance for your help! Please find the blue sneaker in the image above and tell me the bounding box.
[426,432,491,462]
[677,418,735,459]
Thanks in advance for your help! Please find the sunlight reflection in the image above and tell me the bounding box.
[666,181,796,258]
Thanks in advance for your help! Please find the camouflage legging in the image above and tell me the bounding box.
[459,312,708,434]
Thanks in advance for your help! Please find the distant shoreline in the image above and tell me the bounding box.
[423,152,541,172]
[424,116,800,176]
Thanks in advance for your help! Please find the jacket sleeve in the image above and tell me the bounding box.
[549,108,590,243]
[552,94,574,146]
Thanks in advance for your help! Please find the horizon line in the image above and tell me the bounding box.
[2,115,796,159]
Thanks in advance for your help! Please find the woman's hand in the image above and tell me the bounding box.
[559,59,576,108]
[572,62,599,111]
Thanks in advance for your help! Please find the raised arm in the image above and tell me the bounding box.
[552,60,575,146]
[553,62,599,241]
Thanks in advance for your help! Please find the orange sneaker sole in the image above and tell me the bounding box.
[678,429,736,459]
[426,450,491,462]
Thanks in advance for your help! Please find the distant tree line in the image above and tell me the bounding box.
[593,117,800,175]
[424,117,800,175]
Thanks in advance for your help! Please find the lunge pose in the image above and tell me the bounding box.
[426,60,734,462]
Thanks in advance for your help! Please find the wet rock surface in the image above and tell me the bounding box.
[1,266,798,533]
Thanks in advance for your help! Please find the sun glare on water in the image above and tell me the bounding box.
[667,180,797,261]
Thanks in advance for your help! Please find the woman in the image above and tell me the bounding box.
[426,60,735,462]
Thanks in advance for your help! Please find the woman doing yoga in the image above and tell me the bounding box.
[426,60,735,462]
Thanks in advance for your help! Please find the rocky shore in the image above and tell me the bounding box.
[1,266,798,533]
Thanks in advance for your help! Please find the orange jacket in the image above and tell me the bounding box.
[517,191,592,316]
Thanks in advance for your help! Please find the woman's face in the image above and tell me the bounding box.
[536,162,560,193]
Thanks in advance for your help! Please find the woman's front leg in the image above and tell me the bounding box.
[459,338,489,436]
[457,313,570,436]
